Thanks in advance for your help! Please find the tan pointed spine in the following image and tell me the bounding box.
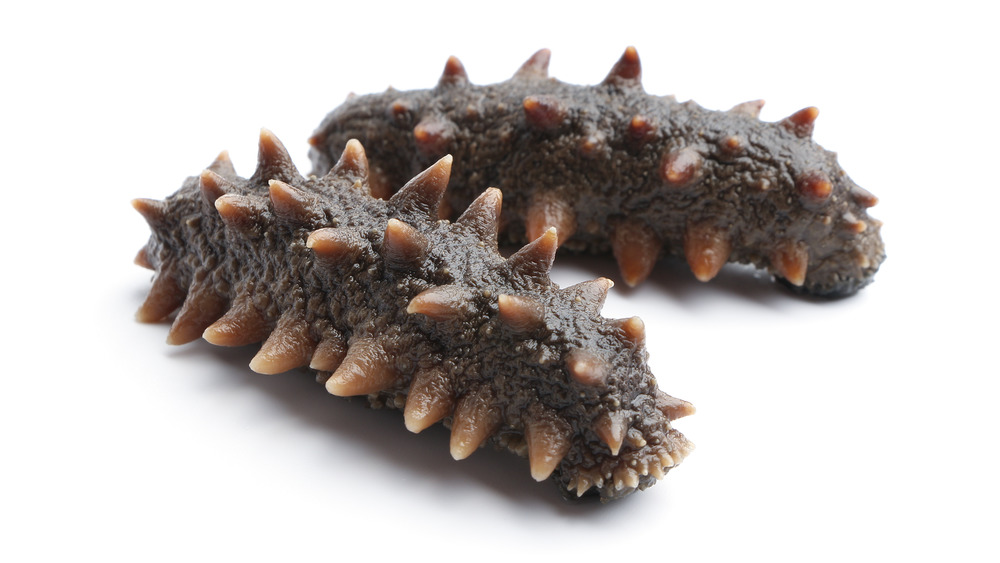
[660,147,704,188]
[613,316,646,347]
[611,220,662,287]
[407,285,473,321]
[268,180,324,224]
[656,390,696,421]
[251,128,301,183]
[729,99,765,118]
[507,227,559,281]
[167,279,227,345]
[306,228,365,267]
[438,55,469,86]
[796,170,833,202]
[594,411,628,456]
[851,185,879,208]
[310,330,347,372]
[772,241,809,286]
[524,405,572,481]
[413,116,455,157]
[325,337,399,396]
[249,311,316,375]
[327,139,370,189]
[136,268,186,322]
[450,387,502,460]
[134,246,153,270]
[215,194,267,233]
[684,222,732,282]
[514,48,551,78]
[207,150,237,178]
[203,293,271,346]
[780,106,819,138]
[497,294,546,333]
[602,46,642,88]
[456,187,502,243]
[567,277,613,312]
[522,95,568,130]
[403,367,454,433]
[132,198,168,229]
[525,192,575,246]
[382,218,429,268]
[627,114,657,145]
[199,169,232,207]
[389,155,452,219]
[565,348,610,386]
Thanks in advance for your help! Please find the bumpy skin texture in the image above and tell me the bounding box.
[133,131,694,501]
[309,48,884,296]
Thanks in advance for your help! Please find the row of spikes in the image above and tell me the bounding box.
[135,132,694,482]
[567,427,695,497]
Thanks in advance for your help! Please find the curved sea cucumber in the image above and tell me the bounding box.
[133,130,694,501]
[309,47,885,296]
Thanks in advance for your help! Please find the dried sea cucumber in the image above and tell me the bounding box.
[133,130,694,501]
[309,47,885,296]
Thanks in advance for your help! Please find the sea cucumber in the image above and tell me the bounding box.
[309,47,885,296]
[133,131,694,501]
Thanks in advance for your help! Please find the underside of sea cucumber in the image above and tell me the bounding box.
[133,131,694,501]
[309,47,885,296]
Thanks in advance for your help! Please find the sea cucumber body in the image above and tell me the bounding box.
[134,133,693,501]
[309,48,884,296]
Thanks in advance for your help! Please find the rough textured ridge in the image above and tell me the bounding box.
[133,131,693,501]
[309,47,885,296]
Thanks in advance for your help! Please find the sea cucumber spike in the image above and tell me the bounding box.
[729,99,765,118]
[611,220,663,287]
[455,187,502,244]
[795,170,833,203]
[656,390,696,421]
[403,366,454,433]
[202,297,272,347]
[450,387,502,460]
[214,194,269,235]
[388,154,452,220]
[719,134,746,157]
[251,128,303,185]
[325,337,399,396]
[199,169,234,208]
[660,146,705,188]
[406,284,475,321]
[507,227,559,283]
[780,106,819,139]
[613,316,646,348]
[602,46,642,89]
[306,228,366,267]
[627,114,657,145]
[565,347,610,386]
[525,404,573,481]
[134,246,153,270]
[268,180,325,225]
[565,277,613,313]
[771,241,809,287]
[841,212,867,234]
[249,311,316,375]
[382,218,429,268]
[309,329,347,372]
[438,55,469,87]
[594,411,628,456]
[574,476,593,497]
[132,198,169,229]
[514,48,551,79]
[525,192,576,245]
[684,222,733,282]
[166,279,228,345]
[327,138,370,187]
[522,95,568,130]
[497,294,546,334]
[413,116,456,157]
[851,185,879,208]
[578,131,607,158]
[136,267,186,322]
[207,150,237,178]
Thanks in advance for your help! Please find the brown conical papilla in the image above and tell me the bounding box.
[612,220,662,287]
[413,116,457,157]
[602,46,642,89]
[199,169,237,209]
[729,99,765,118]
[565,277,613,313]
[772,241,809,286]
[507,227,559,283]
[268,180,325,225]
[627,114,657,146]
[656,390,696,421]
[795,170,833,203]
[306,228,367,268]
[207,150,237,178]
[525,404,572,481]
[132,198,168,229]
[250,128,303,185]
[851,185,879,208]
[389,155,452,219]
[136,267,186,323]
[660,147,704,188]
[594,411,628,456]
[780,106,819,139]
[522,95,568,131]
[310,328,347,372]
[438,55,469,87]
[450,387,502,460]
[514,48,551,79]
[327,138,370,189]
[565,348,610,386]
[249,310,316,375]
[167,278,228,345]
[525,192,575,246]
[407,284,475,321]
[134,246,153,270]
[382,218,429,268]
[203,292,272,346]
[403,366,454,433]
[613,316,646,348]
[215,194,268,235]
[841,212,867,234]
[497,294,546,334]
[325,337,399,396]
[456,187,502,244]
[684,222,732,282]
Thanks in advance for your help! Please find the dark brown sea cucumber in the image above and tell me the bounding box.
[133,131,694,501]
[309,47,885,296]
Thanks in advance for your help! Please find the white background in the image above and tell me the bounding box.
[2,1,997,561]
